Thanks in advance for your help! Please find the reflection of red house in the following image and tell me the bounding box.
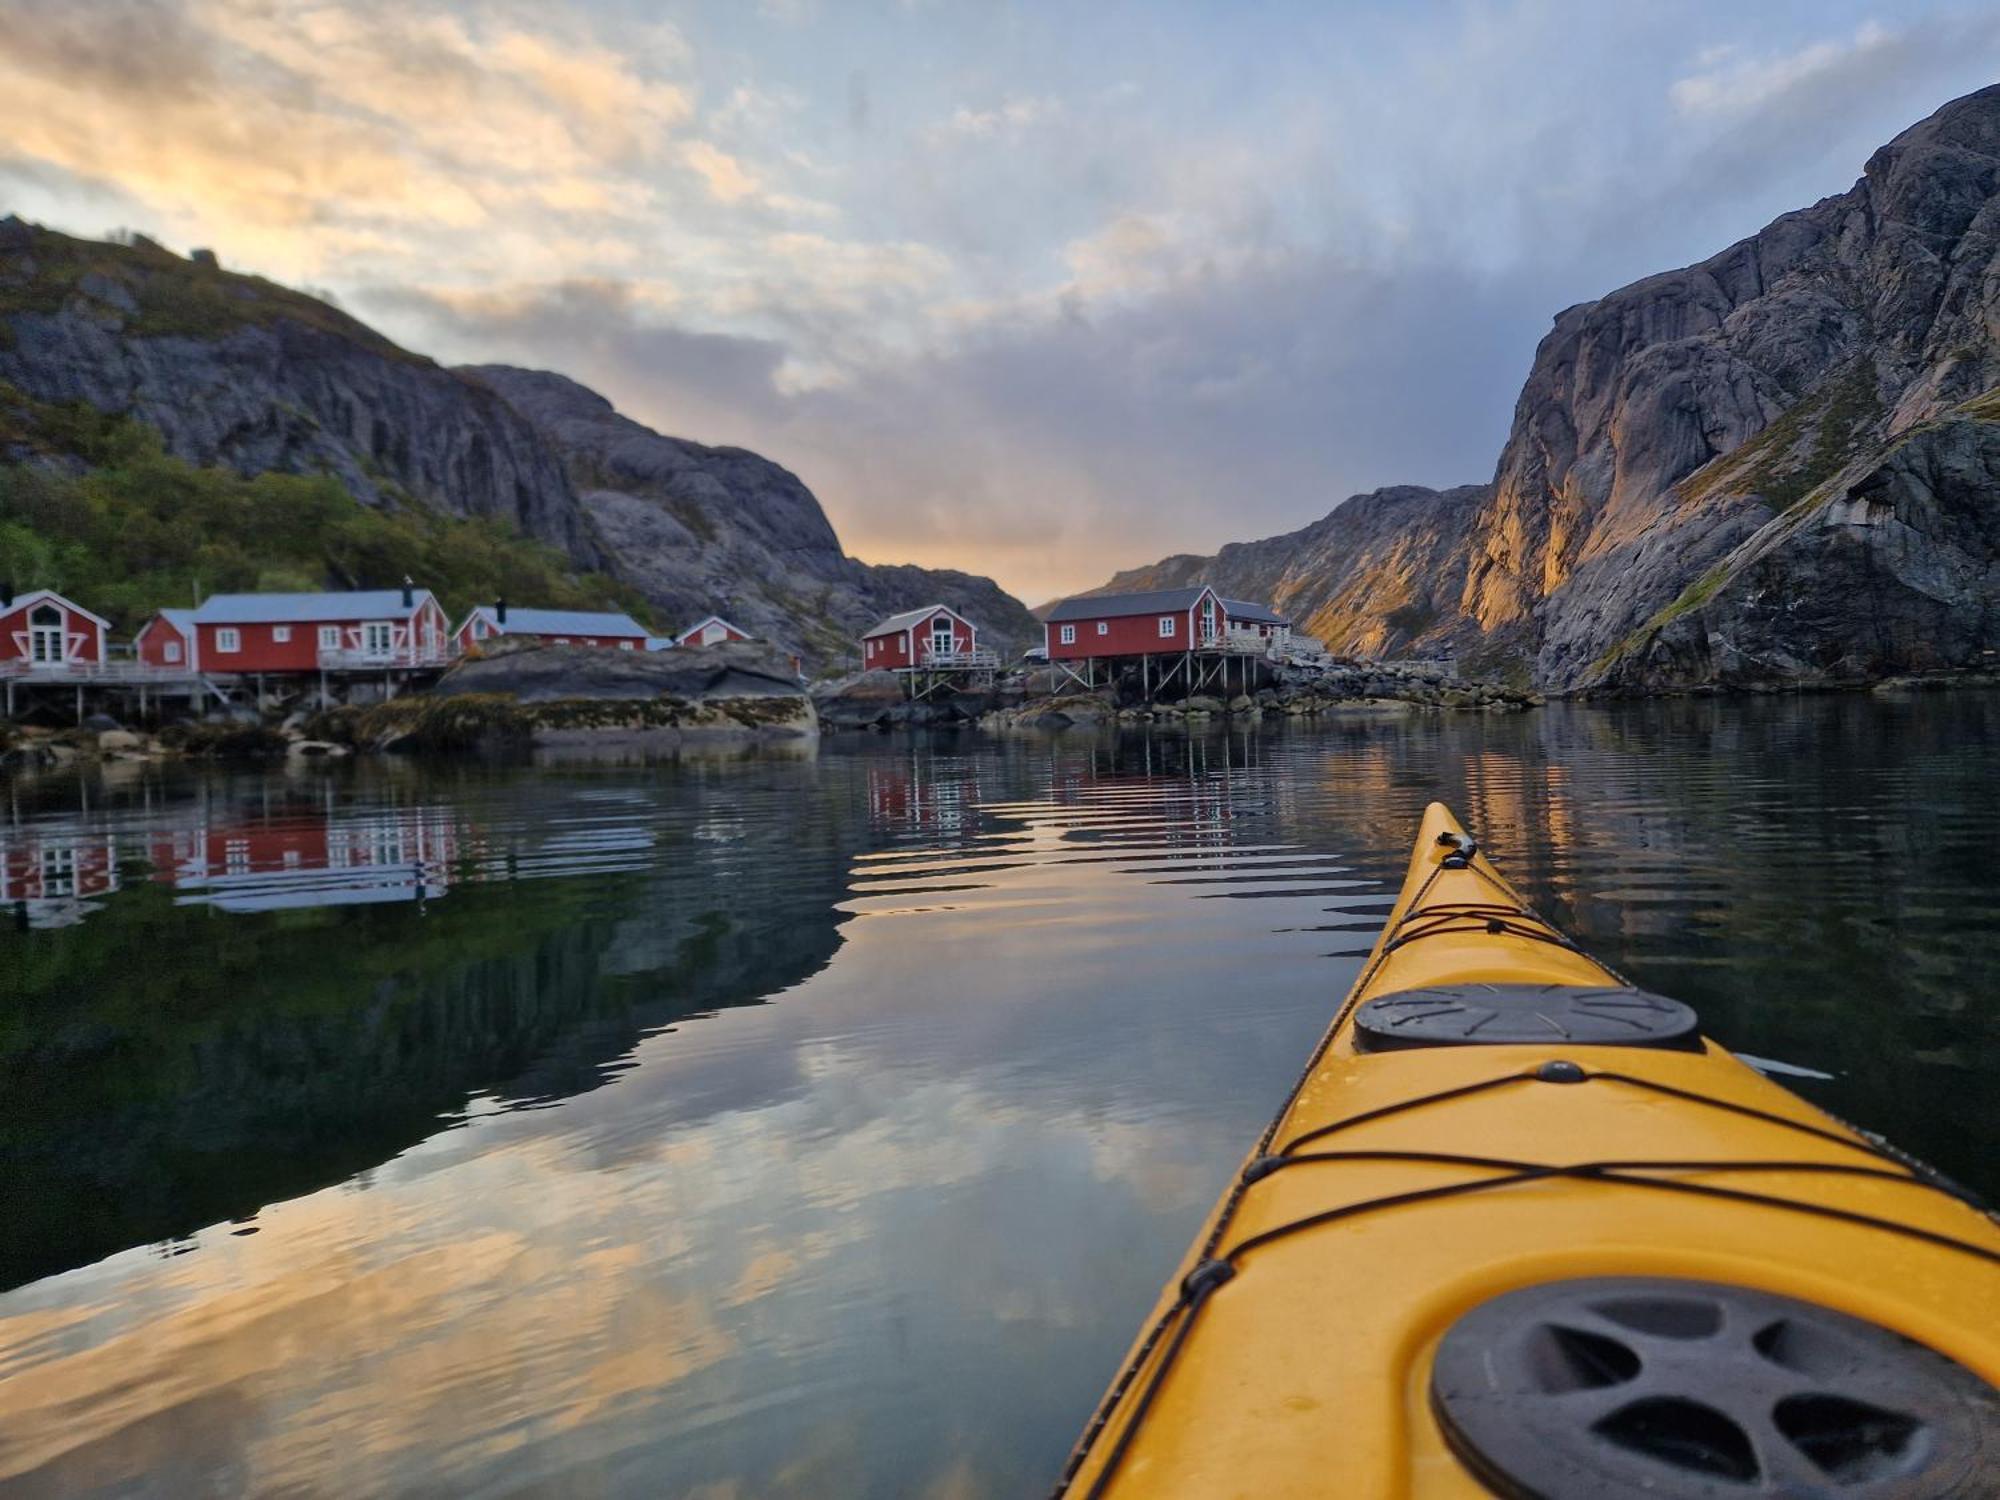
[861,604,979,671]
[0,589,108,671]
[136,608,199,669]
[152,808,459,911]
[1043,586,1223,661]
[452,603,649,653]
[190,588,452,673]
[0,828,119,928]
[864,756,984,834]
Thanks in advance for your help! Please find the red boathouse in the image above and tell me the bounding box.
[136,608,199,670]
[0,588,108,671]
[676,615,752,647]
[861,604,981,670]
[189,587,452,672]
[453,603,649,652]
[1042,586,1224,660]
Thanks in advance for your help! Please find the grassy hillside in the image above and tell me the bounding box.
[0,384,650,632]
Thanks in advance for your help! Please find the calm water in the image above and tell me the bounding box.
[2,695,1997,1497]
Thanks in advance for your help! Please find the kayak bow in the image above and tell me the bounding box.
[1058,803,2000,1498]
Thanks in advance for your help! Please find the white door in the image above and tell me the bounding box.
[28,605,64,667]
[930,621,954,659]
[362,621,394,659]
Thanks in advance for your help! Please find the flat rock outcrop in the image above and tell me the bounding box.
[435,639,806,703]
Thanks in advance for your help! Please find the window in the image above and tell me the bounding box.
[319,626,341,649]
[473,619,489,639]
[272,625,292,643]
[1059,623,1077,645]
[164,640,183,664]
[28,604,63,664]
[1097,621,1109,635]
[216,628,241,653]
[619,640,635,650]
[1158,616,1177,638]
[555,637,570,645]
[361,621,393,657]
[866,640,875,658]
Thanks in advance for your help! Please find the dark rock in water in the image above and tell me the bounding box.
[811,668,1006,730]
[435,640,806,704]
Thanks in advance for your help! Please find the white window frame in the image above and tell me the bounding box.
[1096,621,1109,635]
[164,640,183,664]
[272,625,292,643]
[1158,616,1177,638]
[216,627,241,653]
[866,639,875,658]
[319,625,341,649]
[1059,623,1076,645]
[619,640,634,650]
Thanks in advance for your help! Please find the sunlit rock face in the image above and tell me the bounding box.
[1091,84,2000,691]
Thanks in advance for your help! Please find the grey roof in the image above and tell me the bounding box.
[1222,598,1289,625]
[466,605,647,637]
[193,589,433,623]
[862,603,965,637]
[152,607,196,633]
[1044,586,1213,622]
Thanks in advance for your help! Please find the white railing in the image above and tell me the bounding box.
[916,647,999,669]
[0,659,204,684]
[316,646,459,671]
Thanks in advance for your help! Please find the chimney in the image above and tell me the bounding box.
[496,596,507,625]
[402,574,415,609]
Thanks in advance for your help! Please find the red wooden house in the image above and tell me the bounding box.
[861,604,980,670]
[189,587,452,672]
[676,614,752,647]
[1043,586,1224,660]
[136,608,199,670]
[453,603,649,652]
[0,588,108,672]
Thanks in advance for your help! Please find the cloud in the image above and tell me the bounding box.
[1671,22,1898,118]
[931,95,1061,142]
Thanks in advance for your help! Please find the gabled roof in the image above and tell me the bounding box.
[141,607,197,636]
[2,588,112,629]
[1044,586,1215,622]
[461,605,648,637]
[676,614,750,642]
[862,602,971,639]
[192,590,435,624]
[1222,598,1289,625]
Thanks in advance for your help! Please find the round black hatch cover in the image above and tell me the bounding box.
[1354,983,1700,1052]
[1430,1276,1999,1498]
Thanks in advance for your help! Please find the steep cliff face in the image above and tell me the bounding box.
[1090,484,1489,656]
[1086,84,2000,691]
[0,219,589,557]
[1486,82,2000,687]
[466,366,1041,664]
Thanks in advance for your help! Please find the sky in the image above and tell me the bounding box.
[3,2,1999,604]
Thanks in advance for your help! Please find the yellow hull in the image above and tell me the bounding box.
[1059,803,2000,1498]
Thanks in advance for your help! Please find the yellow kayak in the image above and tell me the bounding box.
[1058,803,2000,1498]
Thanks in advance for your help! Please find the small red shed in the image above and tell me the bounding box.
[861,604,979,670]
[676,615,752,647]
[0,588,108,671]
[136,608,199,670]
[1043,586,1224,660]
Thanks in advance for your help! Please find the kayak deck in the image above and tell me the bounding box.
[1059,803,2000,1498]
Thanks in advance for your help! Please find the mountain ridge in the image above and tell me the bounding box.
[0,217,1036,670]
[1084,84,2000,691]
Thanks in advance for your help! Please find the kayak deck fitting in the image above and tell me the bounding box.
[1057,803,2000,1498]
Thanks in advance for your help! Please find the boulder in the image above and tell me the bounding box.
[96,729,144,752]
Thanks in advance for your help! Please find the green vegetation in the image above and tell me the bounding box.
[1676,358,1882,513]
[0,387,650,631]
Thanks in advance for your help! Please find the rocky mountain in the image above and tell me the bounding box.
[463,367,1040,664]
[0,218,1035,671]
[1089,483,1489,657]
[1090,85,2000,692]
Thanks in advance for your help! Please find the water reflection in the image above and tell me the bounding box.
[1,695,1996,1498]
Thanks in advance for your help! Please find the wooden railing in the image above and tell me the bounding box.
[316,646,459,671]
[916,646,999,669]
[0,659,203,684]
